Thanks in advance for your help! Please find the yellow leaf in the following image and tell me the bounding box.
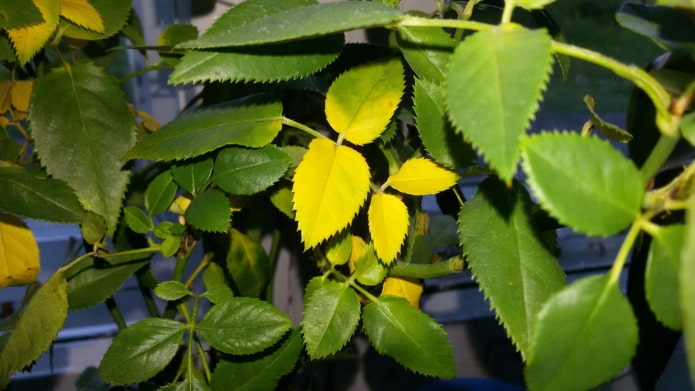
[381,276,423,309]
[0,81,13,114]
[137,110,161,132]
[0,214,40,289]
[169,194,192,215]
[325,58,405,145]
[368,192,409,263]
[348,235,367,273]
[386,157,459,196]
[7,0,61,64]
[292,138,370,248]
[59,0,105,33]
[10,81,33,112]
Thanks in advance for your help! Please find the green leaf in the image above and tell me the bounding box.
[459,177,565,358]
[125,96,283,161]
[526,275,638,391]
[446,28,553,182]
[227,228,271,298]
[197,297,292,355]
[413,78,475,169]
[396,26,454,83]
[30,62,136,235]
[172,156,213,196]
[583,95,633,142]
[80,211,107,245]
[428,214,459,249]
[98,318,186,385]
[145,171,178,217]
[124,206,152,234]
[159,374,209,391]
[66,253,149,310]
[0,273,68,389]
[353,243,387,286]
[682,199,695,380]
[301,281,360,358]
[210,328,302,391]
[213,145,290,196]
[0,166,83,223]
[161,236,182,258]
[157,24,198,66]
[155,281,193,301]
[154,221,185,239]
[62,0,131,39]
[185,189,231,232]
[680,111,695,146]
[170,34,344,84]
[325,230,352,266]
[203,261,228,290]
[362,295,455,378]
[203,284,235,305]
[646,224,685,330]
[616,2,695,57]
[521,132,644,236]
[179,0,402,48]
[269,185,295,219]
[0,0,43,30]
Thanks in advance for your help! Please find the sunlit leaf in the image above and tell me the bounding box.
[0,214,39,289]
[59,0,104,33]
[368,192,409,264]
[292,138,370,248]
[325,57,405,145]
[381,276,423,309]
[385,157,458,196]
[6,0,60,64]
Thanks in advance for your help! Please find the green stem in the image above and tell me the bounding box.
[500,0,515,24]
[184,253,211,288]
[607,220,642,286]
[282,117,326,139]
[639,133,680,185]
[388,257,464,279]
[98,245,162,259]
[105,297,127,331]
[117,65,173,84]
[195,337,212,382]
[398,14,492,32]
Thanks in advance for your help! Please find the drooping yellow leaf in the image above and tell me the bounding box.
[325,58,405,145]
[59,0,105,33]
[368,192,409,263]
[292,138,370,248]
[0,214,40,289]
[381,276,423,309]
[10,81,33,112]
[7,0,61,64]
[385,157,459,196]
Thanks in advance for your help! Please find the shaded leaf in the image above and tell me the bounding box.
[381,276,423,309]
[521,132,644,236]
[59,0,104,33]
[396,26,454,83]
[227,228,271,298]
[368,192,409,263]
[124,206,151,234]
[292,138,370,248]
[6,0,60,64]
[616,2,695,57]
[10,80,32,112]
[213,145,290,196]
[646,224,685,330]
[583,95,632,142]
[386,157,458,196]
[185,189,231,232]
[155,281,192,301]
[353,242,387,286]
[0,0,43,30]
[0,214,39,289]
[62,0,131,39]
[682,198,695,380]
[172,156,213,196]
[145,171,178,217]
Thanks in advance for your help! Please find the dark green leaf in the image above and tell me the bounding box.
[155,281,193,301]
[185,189,231,232]
[213,145,290,195]
[30,62,136,235]
[211,328,301,391]
[62,0,132,40]
[526,275,638,391]
[0,131,21,161]
[362,295,455,378]
[646,224,685,330]
[226,228,271,298]
[145,171,178,217]
[396,26,454,83]
[125,96,283,161]
[66,253,149,310]
[353,243,387,286]
[0,166,83,223]
[459,177,566,358]
[0,273,68,389]
[413,78,475,169]
[124,206,152,234]
[197,297,291,355]
[179,0,402,48]
[446,28,553,182]
[171,34,344,84]
[172,156,213,196]
[75,367,109,391]
[521,132,644,236]
[99,318,186,385]
[301,281,360,358]
[616,2,695,58]
[0,0,43,30]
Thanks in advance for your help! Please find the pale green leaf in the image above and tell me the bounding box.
[227,228,271,298]
[124,206,151,234]
[155,281,193,301]
[301,281,360,358]
[656,0,695,7]
[362,295,455,378]
[125,96,283,161]
[269,185,295,219]
[446,28,553,182]
[197,297,291,355]
[145,171,178,217]
[386,157,458,196]
[161,236,182,258]
[646,224,685,330]
[0,166,83,223]
[62,0,131,40]
[526,275,638,391]
[0,0,43,30]
[413,78,475,169]
[210,328,302,391]
[682,198,695,380]
[172,156,213,196]
[80,211,106,245]
[368,192,409,264]
[153,221,185,239]
[353,243,387,286]
[203,284,235,305]
[292,138,370,248]
[179,0,402,48]
[30,62,136,235]
[396,26,454,83]
[458,178,565,358]
[213,145,290,196]
[325,57,405,145]
[98,318,186,385]
[185,189,231,232]
[0,273,68,389]
[521,132,644,236]
[325,229,352,266]
[0,213,40,289]
[170,35,344,84]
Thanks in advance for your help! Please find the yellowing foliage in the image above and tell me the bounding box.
[381,276,423,309]
[59,0,105,33]
[0,214,40,289]
[386,157,459,196]
[10,81,33,112]
[292,138,370,248]
[7,0,61,64]
[368,192,409,263]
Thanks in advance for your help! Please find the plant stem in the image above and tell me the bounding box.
[282,117,326,139]
[388,257,464,279]
[117,65,173,84]
[500,0,515,24]
[398,14,491,32]
[105,297,127,331]
[195,337,212,382]
[607,220,642,286]
[639,133,680,185]
[184,253,211,289]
